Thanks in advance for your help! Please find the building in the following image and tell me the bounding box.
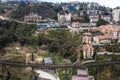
[82,44,94,59]
[37,19,60,31]
[71,22,80,28]
[24,13,42,23]
[89,15,99,26]
[62,5,69,11]
[101,15,111,22]
[58,12,71,24]
[80,10,99,17]
[87,2,100,10]
[87,10,98,15]
[93,35,111,44]
[82,36,92,44]
[112,8,120,23]
[72,69,94,80]
[43,57,53,65]
[99,25,120,39]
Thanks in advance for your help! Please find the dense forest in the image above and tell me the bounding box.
[0,20,36,50]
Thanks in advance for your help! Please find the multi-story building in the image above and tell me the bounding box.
[87,2,100,10]
[82,44,94,59]
[24,13,42,23]
[82,36,92,44]
[112,8,120,23]
[93,35,111,44]
[58,12,71,24]
[80,10,99,16]
[101,15,111,22]
[99,25,120,39]
[87,10,99,15]
[89,15,99,26]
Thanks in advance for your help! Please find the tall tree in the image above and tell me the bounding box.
[97,19,109,27]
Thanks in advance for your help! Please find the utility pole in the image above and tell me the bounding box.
[31,53,34,61]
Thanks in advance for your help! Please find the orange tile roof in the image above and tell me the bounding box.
[95,35,108,40]
[72,22,80,24]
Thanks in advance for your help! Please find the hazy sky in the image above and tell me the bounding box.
[41,0,120,8]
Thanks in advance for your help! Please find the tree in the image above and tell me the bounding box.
[97,19,109,27]
[82,11,90,23]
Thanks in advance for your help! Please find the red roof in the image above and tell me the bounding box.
[95,35,108,40]
[72,22,80,24]
[100,25,120,31]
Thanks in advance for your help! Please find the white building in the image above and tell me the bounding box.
[57,12,71,24]
[112,8,120,23]
[101,15,111,22]
[99,25,120,39]
[89,15,99,26]
[87,3,100,10]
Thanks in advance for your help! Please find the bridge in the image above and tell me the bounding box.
[0,60,120,69]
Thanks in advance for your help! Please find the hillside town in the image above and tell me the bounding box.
[0,0,120,80]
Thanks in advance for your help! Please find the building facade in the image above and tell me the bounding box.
[82,36,92,44]
[99,25,120,39]
[37,19,60,31]
[71,22,80,28]
[58,12,71,24]
[82,44,94,59]
[89,15,99,26]
[112,8,120,23]
[24,13,42,23]
[93,35,110,44]
[101,15,111,22]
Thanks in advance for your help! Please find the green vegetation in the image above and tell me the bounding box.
[0,20,82,80]
[38,30,81,62]
[0,20,36,50]
[88,54,120,80]
[97,19,109,27]
[58,68,72,80]
[10,2,62,20]
[1,19,120,80]
[105,43,120,53]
